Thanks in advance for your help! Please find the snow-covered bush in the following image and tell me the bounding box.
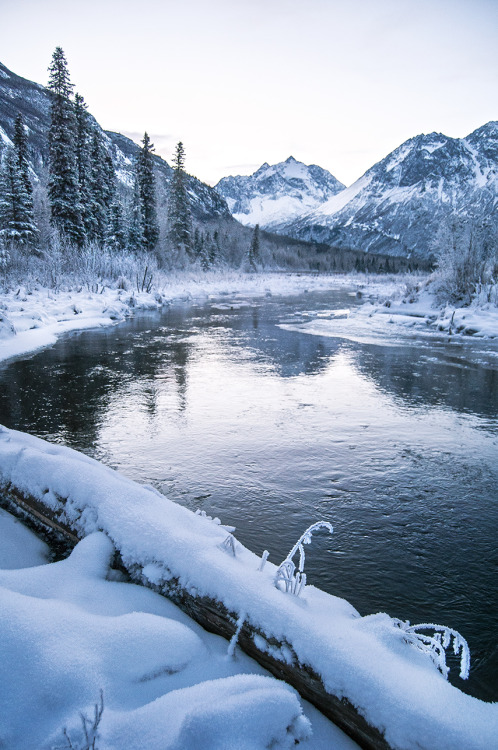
[432,217,498,306]
[394,620,470,680]
[274,521,333,596]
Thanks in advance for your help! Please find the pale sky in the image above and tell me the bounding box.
[2,0,497,186]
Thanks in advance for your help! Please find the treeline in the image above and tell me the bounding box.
[0,47,234,275]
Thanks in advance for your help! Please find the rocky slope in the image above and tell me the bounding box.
[284,123,498,259]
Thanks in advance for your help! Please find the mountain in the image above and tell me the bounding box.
[276,124,498,259]
[215,156,344,230]
[0,61,230,221]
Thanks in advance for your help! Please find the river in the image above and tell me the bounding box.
[1,286,497,701]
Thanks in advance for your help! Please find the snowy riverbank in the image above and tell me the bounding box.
[0,272,408,365]
[278,278,498,349]
[1,426,497,750]
[1,272,497,368]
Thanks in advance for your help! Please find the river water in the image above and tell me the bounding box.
[1,286,497,701]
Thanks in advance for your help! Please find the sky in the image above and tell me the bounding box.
[1,0,497,187]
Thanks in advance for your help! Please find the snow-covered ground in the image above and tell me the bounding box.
[1,426,497,750]
[1,273,496,368]
[278,281,498,349]
[0,507,357,750]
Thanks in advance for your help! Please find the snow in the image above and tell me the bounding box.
[462,138,491,188]
[422,141,447,154]
[0,125,13,147]
[0,513,357,750]
[279,286,498,346]
[0,507,50,568]
[1,426,497,749]
[234,194,320,227]
[311,173,372,217]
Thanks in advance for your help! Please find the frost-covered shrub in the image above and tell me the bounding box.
[275,521,333,597]
[394,620,470,680]
[54,690,104,750]
[432,217,498,305]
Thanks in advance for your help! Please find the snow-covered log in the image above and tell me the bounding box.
[1,425,497,750]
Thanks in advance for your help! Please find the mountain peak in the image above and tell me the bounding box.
[215,157,344,230]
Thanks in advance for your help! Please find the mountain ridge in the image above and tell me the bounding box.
[216,123,498,259]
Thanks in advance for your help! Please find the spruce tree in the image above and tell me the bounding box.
[88,128,113,244]
[168,141,193,259]
[74,93,93,237]
[137,133,159,251]
[47,47,85,246]
[248,224,261,270]
[106,200,127,252]
[128,173,145,252]
[0,146,38,246]
[13,113,33,201]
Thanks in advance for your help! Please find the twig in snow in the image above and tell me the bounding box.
[227,612,246,658]
[274,521,333,597]
[221,534,237,557]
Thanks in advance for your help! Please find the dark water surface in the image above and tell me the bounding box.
[1,287,497,700]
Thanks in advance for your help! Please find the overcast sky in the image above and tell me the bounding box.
[2,0,497,186]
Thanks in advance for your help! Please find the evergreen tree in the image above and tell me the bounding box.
[88,128,113,244]
[248,224,261,270]
[74,93,93,237]
[106,200,127,252]
[47,47,85,247]
[168,141,193,259]
[0,237,8,271]
[128,174,145,252]
[0,146,38,246]
[13,113,33,200]
[209,230,220,266]
[137,133,159,251]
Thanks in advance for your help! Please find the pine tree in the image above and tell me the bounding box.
[0,237,8,270]
[13,113,33,201]
[168,141,193,259]
[248,224,261,270]
[106,200,127,252]
[0,146,38,246]
[47,47,85,247]
[88,128,113,244]
[137,133,159,251]
[128,173,145,252]
[74,93,93,237]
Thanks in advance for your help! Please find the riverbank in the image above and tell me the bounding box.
[1,272,497,367]
[0,272,407,365]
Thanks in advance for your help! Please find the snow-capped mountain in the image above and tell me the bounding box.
[0,61,230,221]
[215,156,344,230]
[281,124,498,259]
